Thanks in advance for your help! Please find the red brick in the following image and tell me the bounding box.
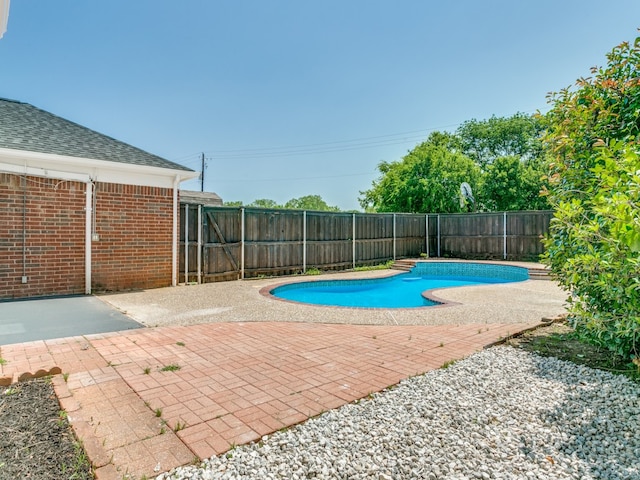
[0,175,174,299]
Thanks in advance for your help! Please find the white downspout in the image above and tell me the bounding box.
[302,210,307,274]
[241,207,246,279]
[85,181,93,294]
[172,176,180,287]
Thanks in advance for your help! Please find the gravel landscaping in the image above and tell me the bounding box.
[157,346,640,480]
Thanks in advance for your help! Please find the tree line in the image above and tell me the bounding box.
[224,195,344,212]
[358,113,550,214]
[226,113,551,214]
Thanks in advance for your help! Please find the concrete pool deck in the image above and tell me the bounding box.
[0,262,568,479]
[99,261,567,329]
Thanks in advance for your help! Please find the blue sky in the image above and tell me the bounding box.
[1,1,639,210]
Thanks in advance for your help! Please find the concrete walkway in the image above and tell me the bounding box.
[0,320,543,480]
[0,295,142,345]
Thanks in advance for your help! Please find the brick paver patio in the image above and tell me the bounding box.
[0,320,540,479]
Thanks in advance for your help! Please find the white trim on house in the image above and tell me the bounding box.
[0,147,199,188]
[172,175,180,287]
[85,181,93,294]
[0,0,9,39]
[0,161,91,182]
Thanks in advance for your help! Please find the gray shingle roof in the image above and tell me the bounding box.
[180,190,223,206]
[0,97,193,172]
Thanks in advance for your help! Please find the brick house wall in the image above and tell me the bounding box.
[91,182,173,292]
[0,173,86,299]
[0,173,175,300]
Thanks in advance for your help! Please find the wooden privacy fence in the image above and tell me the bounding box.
[179,207,552,282]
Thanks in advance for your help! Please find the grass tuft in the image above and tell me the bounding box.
[160,364,181,372]
[441,359,456,369]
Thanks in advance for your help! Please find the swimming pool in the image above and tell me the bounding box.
[270,262,529,308]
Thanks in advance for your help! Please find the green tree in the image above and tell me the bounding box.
[457,113,545,168]
[359,138,481,213]
[284,195,340,212]
[248,198,282,209]
[223,200,243,207]
[543,36,640,360]
[480,156,549,211]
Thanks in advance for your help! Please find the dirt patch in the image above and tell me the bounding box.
[508,321,640,382]
[0,378,93,479]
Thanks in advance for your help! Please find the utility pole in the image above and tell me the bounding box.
[200,152,205,192]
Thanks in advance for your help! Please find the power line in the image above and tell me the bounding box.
[211,172,375,183]
[206,127,454,154]
[169,123,458,164]
[205,136,428,160]
[171,109,543,165]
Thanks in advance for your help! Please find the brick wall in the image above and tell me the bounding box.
[0,173,86,299]
[0,174,175,300]
[91,182,174,292]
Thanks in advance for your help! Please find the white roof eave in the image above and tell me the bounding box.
[0,147,199,187]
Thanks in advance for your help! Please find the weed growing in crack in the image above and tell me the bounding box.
[441,359,456,369]
[160,364,181,372]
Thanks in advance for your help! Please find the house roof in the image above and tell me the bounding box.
[180,190,223,206]
[0,97,193,172]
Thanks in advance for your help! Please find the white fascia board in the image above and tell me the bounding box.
[0,161,91,183]
[0,147,199,188]
[0,0,9,39]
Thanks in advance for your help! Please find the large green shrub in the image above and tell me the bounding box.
[543,37,640,359]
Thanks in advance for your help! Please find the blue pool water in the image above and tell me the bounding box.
[271,262,528,308]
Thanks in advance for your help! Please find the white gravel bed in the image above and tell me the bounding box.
[157,346,640,480]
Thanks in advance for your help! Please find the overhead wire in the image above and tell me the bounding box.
[169,109,541,164]
[172,109,543,184]
[169,123,460,165]
[214,172,375,183]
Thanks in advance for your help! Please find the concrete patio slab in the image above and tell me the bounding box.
[0,295,142,346]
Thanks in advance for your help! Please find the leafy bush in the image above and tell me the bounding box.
[543,36,640,360]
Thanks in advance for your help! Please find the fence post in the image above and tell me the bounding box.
[303,210,307,273]
[393,213,397,261]
[425,214,429,258]
[184,204,189,283]
[197,205,202,284]
[437,214,441,258]
[503,211,507,260]
[352,213,356,269]
[241,207,245,279]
